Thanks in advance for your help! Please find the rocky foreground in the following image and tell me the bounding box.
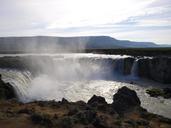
[0,77,171,128]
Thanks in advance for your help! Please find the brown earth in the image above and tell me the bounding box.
[0,87,171,128]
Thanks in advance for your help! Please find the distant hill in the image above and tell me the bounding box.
[0,36,158,52]
[158,44,171,47]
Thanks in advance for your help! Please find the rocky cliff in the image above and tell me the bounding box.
[0,56,171,84]
[0,75,16,100]
[138,57,171,83]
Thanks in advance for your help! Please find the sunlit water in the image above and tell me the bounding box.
[0,53,171,118]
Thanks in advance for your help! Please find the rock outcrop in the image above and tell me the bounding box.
[0,86,171,128]
[112,86,141,114]
[0,74,16,100]
[123,57,135,75]
[88,95,107,105]
[138,57,171,83]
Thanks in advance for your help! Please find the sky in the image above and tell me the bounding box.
[0,0,171,44]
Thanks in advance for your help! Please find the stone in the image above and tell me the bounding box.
[112,86,141,114]
[88,95,107,105]
[0,75,16,100]
[87,95,108,111]
[61,98,69,104]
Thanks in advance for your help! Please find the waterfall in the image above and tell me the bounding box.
[130,59,139,78]
[1,54,171,119]
[0,69,32,101]
[114,58,124,74]
[0,54,130,102]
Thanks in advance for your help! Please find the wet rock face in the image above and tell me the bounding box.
[149,57,171,83]
[138,58,150,78]
[112,86,141,114]
[123,57,135,75]
[138,57,171,83]
[0,75,16,100]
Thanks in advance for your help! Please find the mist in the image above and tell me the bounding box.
[0,52,130,102]
[0,36,90,53]
[24,54,116,102]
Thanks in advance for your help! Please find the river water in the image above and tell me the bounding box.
[0,53,171,118]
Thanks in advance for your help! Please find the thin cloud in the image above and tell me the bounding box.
[0,0,171,44]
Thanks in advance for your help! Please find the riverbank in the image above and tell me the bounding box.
[0,84,171,128]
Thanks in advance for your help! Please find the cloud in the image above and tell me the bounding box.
[0,0,171,44]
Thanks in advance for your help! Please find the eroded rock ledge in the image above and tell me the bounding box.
[0,86,171,128]
[0,56,171,83]
[138,57,171,84]
[0,75,16,100]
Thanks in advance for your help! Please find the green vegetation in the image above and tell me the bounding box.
[146,88,171,98]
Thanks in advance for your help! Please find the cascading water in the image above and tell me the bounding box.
[0,69,32,101]
[0,53,171,118]
[0,54,129,102]
[130,59,139,79]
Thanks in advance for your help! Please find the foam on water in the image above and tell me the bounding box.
[0,53,171,118]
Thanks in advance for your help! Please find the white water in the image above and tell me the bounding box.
[130,59,139,79]
[0,53,171,118]
[0,69,32,101]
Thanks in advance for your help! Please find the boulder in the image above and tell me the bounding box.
[112,86,141,114]
[88,95,107,105]
[87,95,108,111]
[61,98,69,104]
[0,75,16,100]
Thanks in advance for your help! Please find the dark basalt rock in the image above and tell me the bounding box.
[0,75,16,100]
[123,57,135,75]
[112,86,141,114]
[88,95,107,106]
[138,57,171,84]
[88,95,108,111]
[138,58,150,78]
[61,98,69,104]
[163,88,171,98]
[0,86,171,128]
